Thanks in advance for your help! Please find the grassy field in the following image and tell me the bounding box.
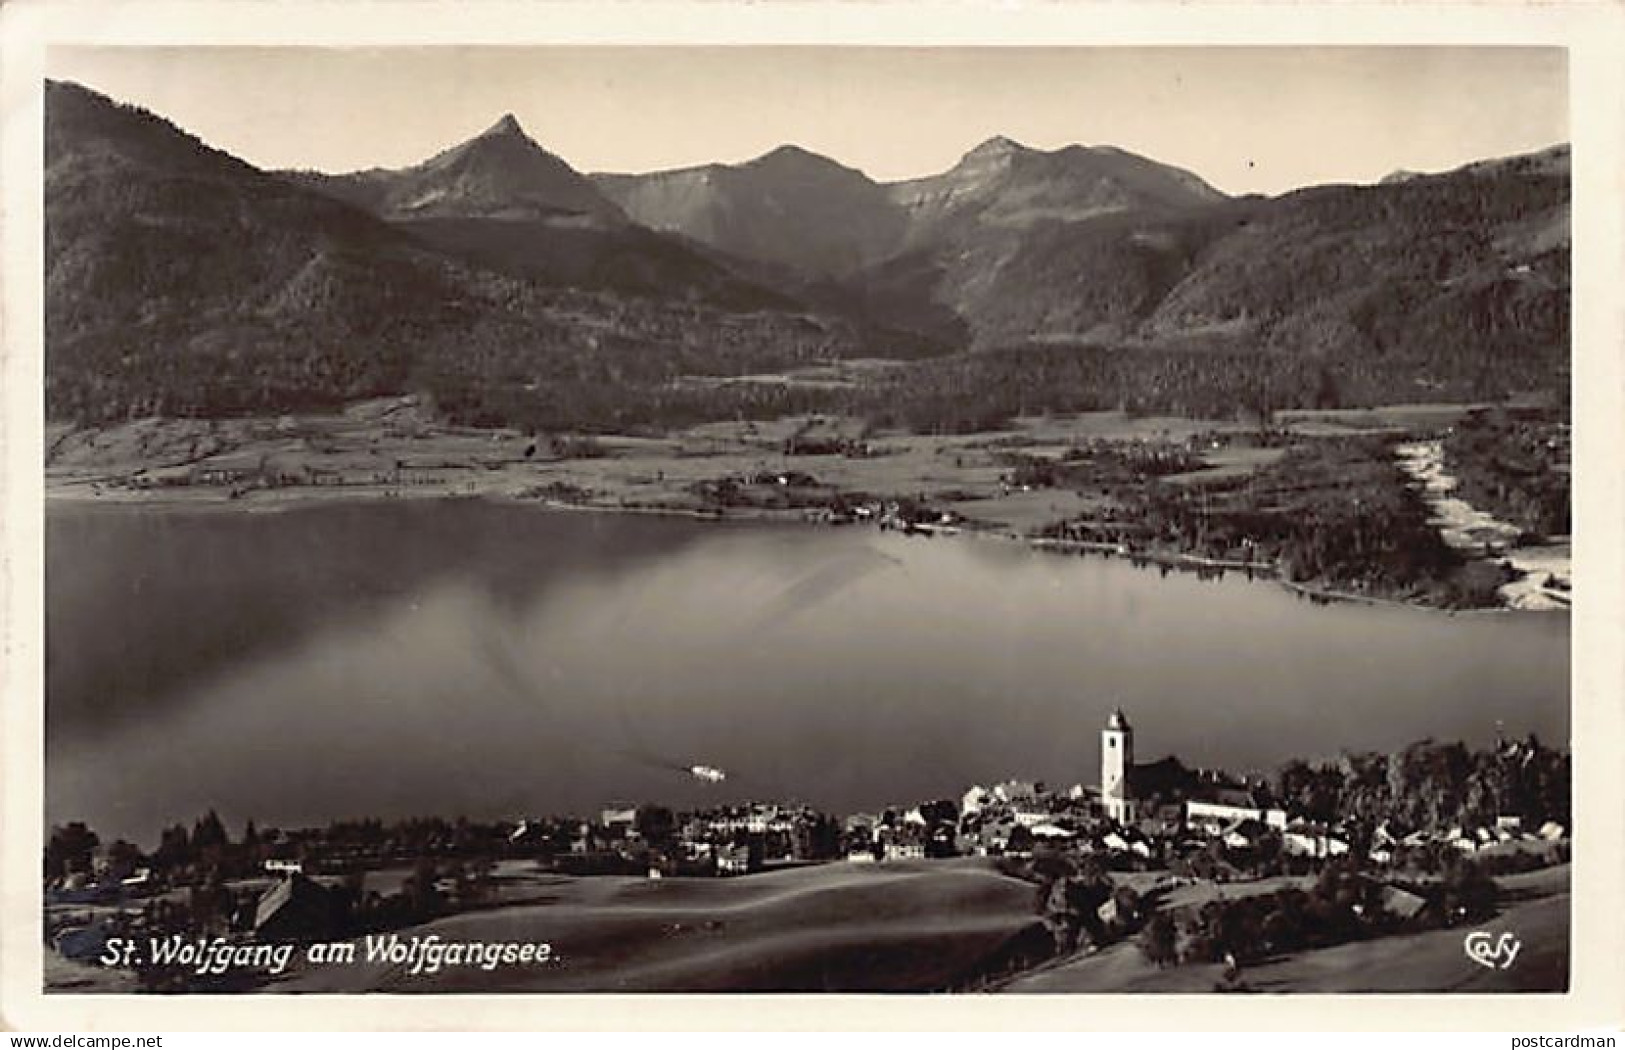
[271,858,1043,993]
[43,401,1460,536]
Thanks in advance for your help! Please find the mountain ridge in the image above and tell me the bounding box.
[44,78,1571,433]
[594,143,907,278]
[594,136,1229,278]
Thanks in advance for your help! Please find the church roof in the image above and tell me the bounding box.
[1127,755,1196,798]
[1106,707,1131,731]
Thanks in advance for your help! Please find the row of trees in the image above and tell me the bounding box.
[1268,736,1570,837]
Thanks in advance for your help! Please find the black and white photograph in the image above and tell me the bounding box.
[3,7,1622,1027]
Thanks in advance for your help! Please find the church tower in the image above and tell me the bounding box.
[1101,707,1134,823]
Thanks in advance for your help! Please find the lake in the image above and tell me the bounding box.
[46,500,1571,845]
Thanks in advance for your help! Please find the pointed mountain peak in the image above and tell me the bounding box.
[750,144,839,169]
[483,113,527,139]
[966,135,1028,159]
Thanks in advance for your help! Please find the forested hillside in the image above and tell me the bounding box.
[44,81,886,427]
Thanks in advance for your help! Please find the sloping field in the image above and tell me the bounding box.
[273,859,1042,993]
[1005,865,1569,994]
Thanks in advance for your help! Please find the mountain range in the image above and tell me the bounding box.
[44,79,1570,432]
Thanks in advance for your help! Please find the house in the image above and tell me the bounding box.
[883,838,926,861]
[1099,825,1152,856]
[877,823,928,861]
[90,843,138,882]
[992,780,1041,804]
[1137,804,1187,838]
[1096,895,1134,930]
[1539,821,1566,841]
[569,823,599,854]
[1222,819,1268,851]
[1186,794,1288,835]
[844,813,879,836]
[715,845,751,875]
[254,874,338,942]
[1378,884,1428,923]
[1283,823,1350,859]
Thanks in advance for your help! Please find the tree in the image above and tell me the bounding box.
[1259,896,1307,955]
[634,804,676,849]
[45,822,99,881]
[1438,856,1499,925]
[153,823,192,869]
[192,809,229,850]
[403,856,444,920]
[104,839,144,882]
[1138,912,1179,968]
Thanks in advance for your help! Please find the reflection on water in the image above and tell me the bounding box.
[47,501,1570,844]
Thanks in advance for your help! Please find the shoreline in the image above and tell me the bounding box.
[44,477,1563,617]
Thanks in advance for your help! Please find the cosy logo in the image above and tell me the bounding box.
[1464,930,1522,970]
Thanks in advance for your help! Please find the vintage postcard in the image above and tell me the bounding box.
[2,0,1621,1032]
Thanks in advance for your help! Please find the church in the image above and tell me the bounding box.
[1098,707,1219,824]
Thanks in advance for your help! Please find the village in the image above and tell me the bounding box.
[43,708,1570,992]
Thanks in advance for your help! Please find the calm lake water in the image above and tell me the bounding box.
[47,500,1570,845]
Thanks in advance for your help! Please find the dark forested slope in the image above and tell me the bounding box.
[44,81,884,427]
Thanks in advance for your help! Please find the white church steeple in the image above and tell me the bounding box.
[1101,706,1134,823]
